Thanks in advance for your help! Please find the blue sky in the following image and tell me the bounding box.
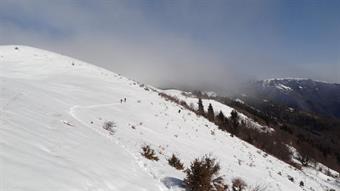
[0,0,339,90]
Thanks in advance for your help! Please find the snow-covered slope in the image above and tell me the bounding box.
[0,46,338,191]
[162,89,272,132]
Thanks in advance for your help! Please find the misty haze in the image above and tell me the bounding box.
[1,1,339,191]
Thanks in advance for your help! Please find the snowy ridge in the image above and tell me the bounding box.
[263,78,310,83]
[0,46,339,191]
[162,89,272,133]
[262,78,333,84]
[261,78,337,91]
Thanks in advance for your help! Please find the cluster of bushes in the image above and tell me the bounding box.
[237,122,292,163]
[185,155,250,191]
[197,98,293,164]
[197,96,340,173]
[159,92,339,174]
[225,97,340,172]
[141,146,185,170]
[158,93,293,165]
[184,155,226,191]
[140,145,251,191]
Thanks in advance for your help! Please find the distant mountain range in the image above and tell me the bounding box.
[236,78,340,118]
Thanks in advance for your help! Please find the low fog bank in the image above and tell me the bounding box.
[1,0,339,94]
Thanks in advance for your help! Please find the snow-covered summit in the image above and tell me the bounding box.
[263,78,311,83]
[261,78,336,88]
[0,46,338,191]
[0,45,116,80]
[256,78,340,96]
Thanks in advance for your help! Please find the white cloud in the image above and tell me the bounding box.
[0,0,338,91]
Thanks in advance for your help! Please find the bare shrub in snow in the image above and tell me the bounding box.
[299,181,304,187]
[141,145,159,161]
[103,121,116,134]
[232,178,247,191]
[287,175,294,182]
[184,155,226,191]
[168,154,184,170]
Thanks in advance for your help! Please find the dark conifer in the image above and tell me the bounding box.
[141,145,159,161]
[216,111,225,127]
[184,155,221,191]
[198,98,205,116]
[229,110,240,135]
[168,154,184,170]
[207,103,215,122]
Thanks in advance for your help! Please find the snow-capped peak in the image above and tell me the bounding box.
[262,78,335,85]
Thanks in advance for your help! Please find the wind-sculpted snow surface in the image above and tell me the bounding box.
[0,46,338,191]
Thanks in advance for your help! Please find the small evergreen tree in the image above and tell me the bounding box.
[230,110,239,124]
[229,110,240,136]
[184,155,221,191]
[207,103,215,122]
[141,145,159,161]
[222,117,230,132]
[198,98,205,116]
[168,154,184,170]
[216,111,225,127]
